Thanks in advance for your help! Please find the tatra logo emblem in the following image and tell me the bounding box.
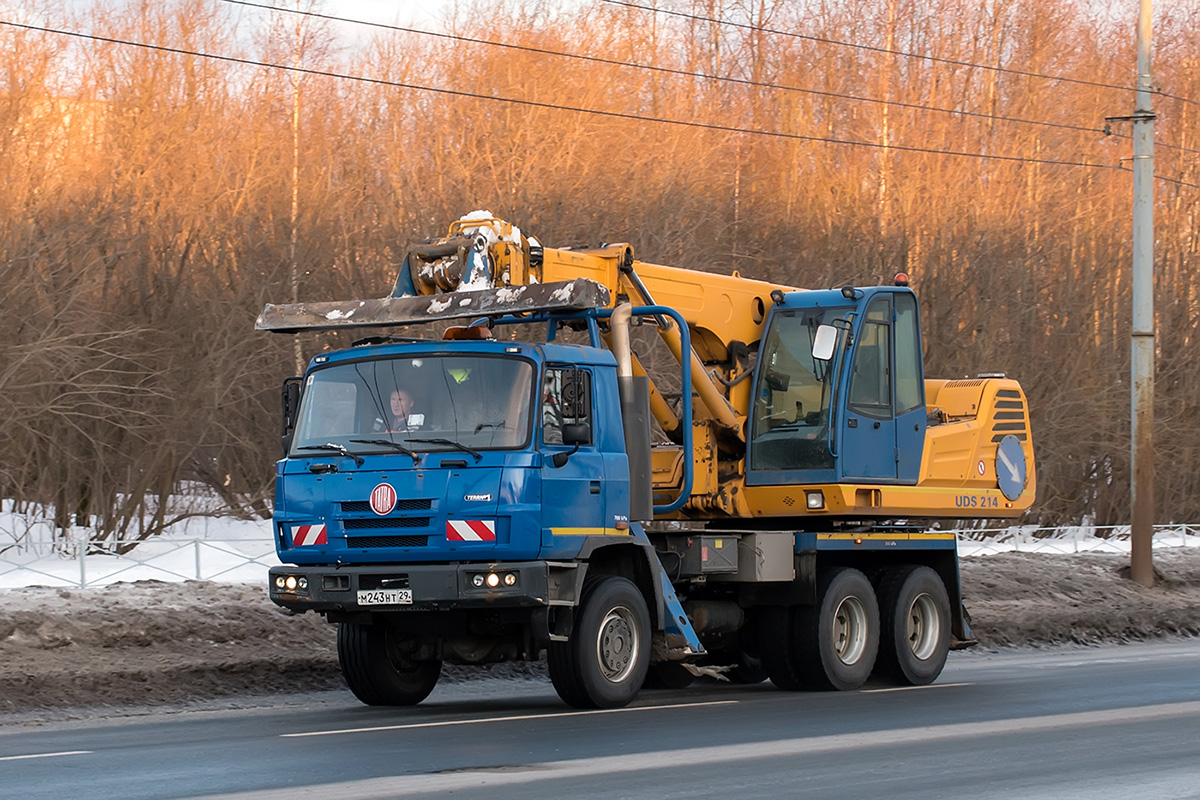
[370,483,398,516]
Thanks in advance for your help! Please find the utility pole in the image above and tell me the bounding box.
[290,1,304,375]
[1130,0,1155,587]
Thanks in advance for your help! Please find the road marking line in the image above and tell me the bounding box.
[864,682,972,693]
[282,699,738,738]
[202,700,1200,800]
[0,750,92,762]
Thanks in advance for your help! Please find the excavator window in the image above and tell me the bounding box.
[847,297,893,419]
[894,292,924,415]
[749,308,847,472]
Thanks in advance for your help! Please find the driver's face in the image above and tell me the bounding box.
[390,390,412,418]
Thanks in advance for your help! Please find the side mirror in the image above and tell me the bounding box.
[281,377,302,455]
[552,423,591,467]
[562,422,591,446]
[812,324,838,362]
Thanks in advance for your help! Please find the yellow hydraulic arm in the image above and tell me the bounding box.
[403,214,797,448]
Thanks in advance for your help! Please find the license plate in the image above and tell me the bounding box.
[356,589,412,606]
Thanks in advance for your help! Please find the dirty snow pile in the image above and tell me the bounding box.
[2,548,1199,717]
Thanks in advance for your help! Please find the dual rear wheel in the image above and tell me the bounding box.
[760,565,950,691]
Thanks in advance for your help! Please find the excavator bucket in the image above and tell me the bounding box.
[255,278,611,334]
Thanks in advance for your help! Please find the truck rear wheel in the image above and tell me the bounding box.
[794,568,879,690]
[337,622,442,706]
[758,606,804,690]
[643,662,697,690]
[548,575,650,709]
[874,566,951,685]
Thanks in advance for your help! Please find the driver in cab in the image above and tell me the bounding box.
[377,388,425,432]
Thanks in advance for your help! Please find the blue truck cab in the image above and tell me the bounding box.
[268,332,686,707]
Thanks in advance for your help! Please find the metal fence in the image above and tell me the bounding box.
[2,523,1198,589]
[0,538,280,589]
[955,523,1200,557]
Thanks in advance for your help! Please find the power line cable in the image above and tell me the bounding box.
[222,0,1108,139]
[3,18,1192,191]
[1157,90,1200,108]
[604,0,1199,106]
[235,0,1198,156]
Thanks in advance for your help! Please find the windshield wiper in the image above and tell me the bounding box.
[350,439,420,463]
[298,443,364,466]
[408,437,483,462]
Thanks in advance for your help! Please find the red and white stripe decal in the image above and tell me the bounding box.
[446,520,496,542]
[293,524,327,546]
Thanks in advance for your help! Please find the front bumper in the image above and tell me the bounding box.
[268,561,583,614]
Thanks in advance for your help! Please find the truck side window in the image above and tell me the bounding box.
[848,297,892,418]
[542,367,591,445]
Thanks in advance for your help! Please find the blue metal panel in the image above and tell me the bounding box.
[276,452,546,565]
[895,406,925,482]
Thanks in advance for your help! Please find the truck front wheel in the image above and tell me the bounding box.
[794,568,880,690]
[874,566,951,686]
[548,575,650,709]
[337,622,442,706]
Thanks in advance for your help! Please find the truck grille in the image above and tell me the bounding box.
[343,517,431,529]
[341,499,432,513]
[347,536,429,549]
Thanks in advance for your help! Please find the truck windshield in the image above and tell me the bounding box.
[750,308,849,472]
[291,355,534,456]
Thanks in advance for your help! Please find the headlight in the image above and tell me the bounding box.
[806,491,825,510]
[285,575,298,591]
[485,572,501,588]
[274,576,286,589]
[503,573,517,587]
[472,574,485,588]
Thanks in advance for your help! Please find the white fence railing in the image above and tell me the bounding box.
[955,523,1200,557]
[0,538,280,589]
[1,524,1197,589]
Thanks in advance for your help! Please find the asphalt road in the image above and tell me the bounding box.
[4,640,1200,800]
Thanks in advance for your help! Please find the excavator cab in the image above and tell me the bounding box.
[747,286,926,488]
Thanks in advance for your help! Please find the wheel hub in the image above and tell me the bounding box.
[832,595,868,665]
[906,593,941,661]
[597,607,638,682]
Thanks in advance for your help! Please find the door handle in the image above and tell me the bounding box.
[590,481,601,494]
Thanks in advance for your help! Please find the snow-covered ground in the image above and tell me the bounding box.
[3,498,1198,589]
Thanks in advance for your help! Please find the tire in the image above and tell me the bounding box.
[758,605,804,690]
[874,566,951,686]
[643,662,697,690]
[718,612,769,685]
[703,647,769,685]
[727,652,769,685]
[794,568,880,690]
[547,575,651,709]
[337,622,442,706]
